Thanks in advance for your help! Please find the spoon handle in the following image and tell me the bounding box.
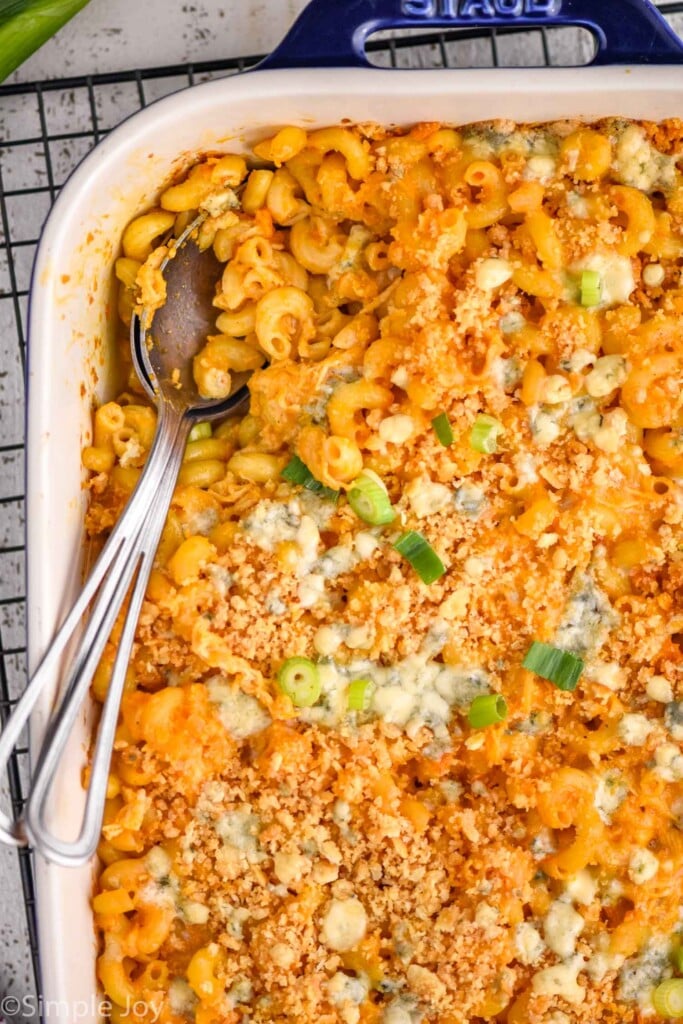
[0,403,189,862]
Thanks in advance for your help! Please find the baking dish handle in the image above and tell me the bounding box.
[260,0,683,69]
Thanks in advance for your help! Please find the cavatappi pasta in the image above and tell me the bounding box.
[87,118,683,1024]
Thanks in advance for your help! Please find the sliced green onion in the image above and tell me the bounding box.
[653,979,683,1018]
[522,641,584,692]
[672,942,683,975]
[188,421,212,443]
[347,678,375,712]
[432,412,454,447]
[281,455,311,485]
[347,472,395,526]
[277,657,321,707]
[394,531,445,585]
[470,414,504,455]
[0,0,91,83]
[580,269,602,307]
[282,455,339,501]
[468,693,508,729]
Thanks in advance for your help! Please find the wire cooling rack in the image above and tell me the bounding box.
[1,5,682,1013]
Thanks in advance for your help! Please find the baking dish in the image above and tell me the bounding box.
[24,0,683,1014]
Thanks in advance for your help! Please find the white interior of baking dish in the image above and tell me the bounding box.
[26,64,683,1013]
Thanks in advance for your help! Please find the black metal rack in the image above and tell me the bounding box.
[1,4,682,1014]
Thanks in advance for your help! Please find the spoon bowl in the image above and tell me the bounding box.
[135,215,251,418]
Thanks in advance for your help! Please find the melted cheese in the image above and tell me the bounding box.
[613,124,676,193]
[618,713,655,747]
[646,676,674,703]
[300,647,490,738]
[594,771,628,824]
[585,951,624,983]
[619,939,670,1006]
[564,869,597,907]
[532,956,586,1005]
[543,900,585,959]
[572,253,635,308]
[242,500,302,551]
[320,897,368,951]
[207,676,271,739]
[555,574,616,658]
[515,922,546,965]
[404,477,452,519]
[586,661,625,692]
[585,356,628,399]
[654,743,683,781]
[628,849,659,885]
[529,405,563,447]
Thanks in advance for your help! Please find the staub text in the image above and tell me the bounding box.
[401,0,561,17]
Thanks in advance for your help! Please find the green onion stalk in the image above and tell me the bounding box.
[653,978,683,1018]
[470,414,504,455]
[432,412,454,447]
[277,657,321,708]
[282,455,339,501]
[580,269,602,308]
[522,641,584,691]
[347,471,395,526]
[468,693,508,729]
[188,422,212,443]
[347,678,374,712]
[394,530,446,585]
[0,0,92,82]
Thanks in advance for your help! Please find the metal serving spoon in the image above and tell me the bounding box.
[0,216,251,866]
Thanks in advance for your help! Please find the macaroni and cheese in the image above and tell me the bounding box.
[86,118,683,1024]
